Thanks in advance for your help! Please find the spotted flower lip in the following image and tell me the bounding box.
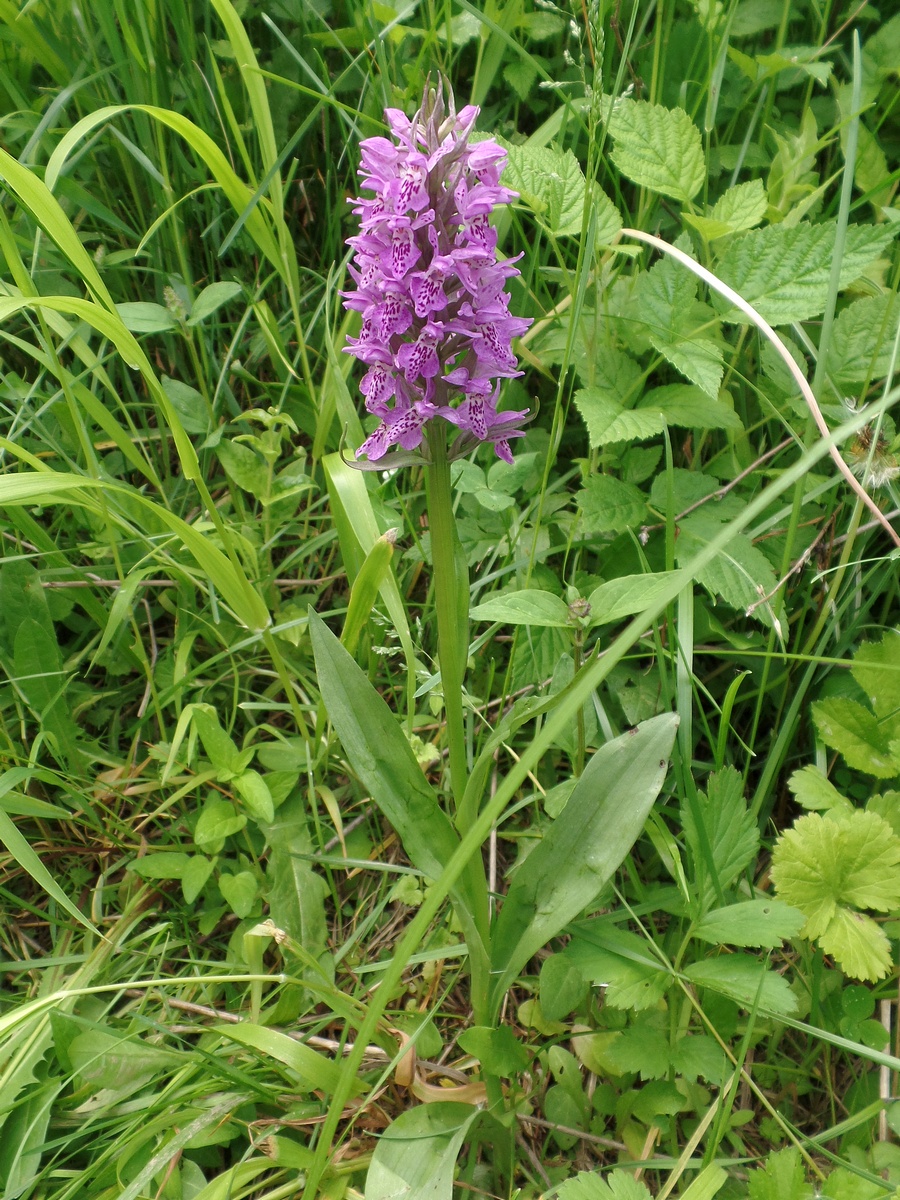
[342,80,532,465]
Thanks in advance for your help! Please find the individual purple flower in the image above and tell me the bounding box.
[342,80,532,465]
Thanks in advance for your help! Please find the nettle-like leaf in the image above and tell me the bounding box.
[676,511,781,629]
[826,293,900,385]
[574,388,665,447]
[566,924,670,1010]
[503,144,622,240]
[636,384,743,431]
[609,98,704,203]
[681,766,759,915]
[714,220,896,325]
[629,255,725,398]
[812,696,900,778]
[683,179,767,242]
[771,810,900,981]
[748,1147,813,1200]
[851,630,900,722]
[577,475,647,533]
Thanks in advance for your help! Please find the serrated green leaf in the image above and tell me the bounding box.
[557,1169,653,1200]
[788,765,853,813]
[365,1103,478,1200]
[715,221,896,325]
[630,256,724,396]
[812,696,900,777]
[819,906,894,982]
[826,293,900,385]
[470,589,571,627]
[503,143,587,237]
[682,766,759,912]
[603,1023,670,1079]
[772,809,900,979]
[577,475,647,533]
[748,1146,813,1200]
[710,179,767,232]
[637,384,743,430]
[574,388,665,446]
[677,513,780,627]
[693,899,805,948]
[671,1035,728,1085]
[851,630,900,723]
[685,956,798,1015]
[609,99,704,202]
[565,926,671,1010]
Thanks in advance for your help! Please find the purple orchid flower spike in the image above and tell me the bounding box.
[342,79,532,467]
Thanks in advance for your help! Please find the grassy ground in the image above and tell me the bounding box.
[2,1,900,1197]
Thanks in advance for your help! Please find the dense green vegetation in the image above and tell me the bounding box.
[2,1,900,1196]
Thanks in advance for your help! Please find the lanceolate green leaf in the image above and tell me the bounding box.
[470,589,572,627]
[489,713,678,1009]
[365,1103,479,1200]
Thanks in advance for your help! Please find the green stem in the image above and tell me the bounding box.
[425,421,469,817]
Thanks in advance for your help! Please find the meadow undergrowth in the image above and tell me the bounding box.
[1,1,900,1198]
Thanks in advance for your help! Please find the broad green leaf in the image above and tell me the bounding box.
[489,713,678,1004]
[771,810,900,935]
[851,630,900,723]
[693,899,805,948]
[826,293,900,385]
[577,475,647,533]
[609,99,704,202]
[365,1103,478,1200]
[264,796,329,966]
[671,1035,728,1084]
[214,1023,348,1095]
[539,953,588,1021]
[216,439,269,500]
[557,1169,652,1199]
[192,704,242,775]
[469,589,571,627]
[812,696,900,777]
[218,870,258,918]
[677,512,781,628]
[629,256,724,397]
[13,617,84,768]
[194,798,247,849]
[162,376,211,436]
[503,143,587,237]
[574,389,665,446]
[182,856,215,904]
[115,301,178,333]
[129,852,191,880]
[187,281,243,325]
[69,1028,181,1091]
[456,1025,529,1077]
[715,220,896,325]
[788,765,852,813]
[637,384,743,430]
[587,573,677,626]
[685,956,798,1015]
[566,924,671,1010]
[233,770,275,822]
